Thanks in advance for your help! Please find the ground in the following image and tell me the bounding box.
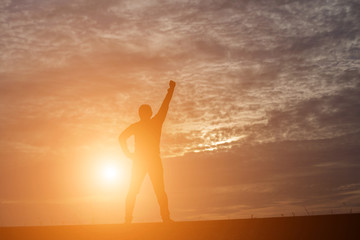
[1,213,359,240]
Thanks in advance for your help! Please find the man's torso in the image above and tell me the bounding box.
[132,117,163,159]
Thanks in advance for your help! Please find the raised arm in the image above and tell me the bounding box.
[154,80,176,123]
[119,124,135,160]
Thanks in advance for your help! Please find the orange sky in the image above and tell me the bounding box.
[1,0,360,226]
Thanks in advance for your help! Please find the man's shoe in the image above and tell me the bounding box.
[124,216,132,224]
[162,218,174,223]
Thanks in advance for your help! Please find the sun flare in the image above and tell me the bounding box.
[97,156,125,185]
[101,164,119,182]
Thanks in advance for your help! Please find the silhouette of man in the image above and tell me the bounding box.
[119,80,176,223]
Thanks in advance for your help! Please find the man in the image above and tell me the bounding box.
[119,80,176,223]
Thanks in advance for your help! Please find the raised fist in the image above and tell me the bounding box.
[169,80,176,88]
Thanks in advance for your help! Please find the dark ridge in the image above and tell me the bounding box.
[1,213,359,240]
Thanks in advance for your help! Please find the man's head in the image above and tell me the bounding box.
[138,104,152,120]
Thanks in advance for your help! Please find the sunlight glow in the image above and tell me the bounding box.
[97,156,125,185]
[194,135,248,152]
[101,164,119,182]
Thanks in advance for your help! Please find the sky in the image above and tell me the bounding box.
[0,0,360,226]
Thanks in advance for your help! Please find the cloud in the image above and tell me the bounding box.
[164,132,360,219]
[260,84,360,141]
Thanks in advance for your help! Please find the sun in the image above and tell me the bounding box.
[101,164,119,182]
[97,157,124,185]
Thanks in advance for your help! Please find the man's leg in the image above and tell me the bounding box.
[125,163,146,223]
[148,159,171,222]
